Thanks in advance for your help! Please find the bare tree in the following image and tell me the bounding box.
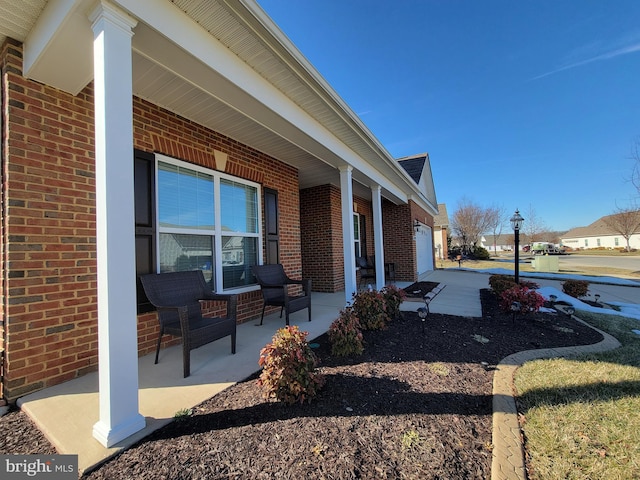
[522,205,549,246]
[631,136,640,196]
[451,198,491,254]
[602,206,640,252]
[485,204,507,256]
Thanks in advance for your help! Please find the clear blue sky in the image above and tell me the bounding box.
[257,0,640,232]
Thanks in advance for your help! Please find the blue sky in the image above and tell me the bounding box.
[257,0,640,232]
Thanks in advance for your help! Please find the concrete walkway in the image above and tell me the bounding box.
[14,269,638,476]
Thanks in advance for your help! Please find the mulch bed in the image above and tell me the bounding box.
[1,289,604,479]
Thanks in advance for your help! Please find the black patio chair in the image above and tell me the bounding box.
[251,264,311,326]
[357,256,376,288]
[140,270,237,378]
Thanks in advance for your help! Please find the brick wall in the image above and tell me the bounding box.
[300,185,344,292]
[0,40,302,400]
[382,200,435,282]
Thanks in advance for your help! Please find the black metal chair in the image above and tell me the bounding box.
[251,264,311,326]
[357,256,376,288]
[140,270,237,378]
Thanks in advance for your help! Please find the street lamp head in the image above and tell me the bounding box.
[510,209,524,231]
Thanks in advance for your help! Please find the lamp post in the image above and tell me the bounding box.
[510,209,524,285]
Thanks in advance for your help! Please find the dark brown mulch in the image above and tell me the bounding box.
[401,281,440,298]
[1,290,604,479]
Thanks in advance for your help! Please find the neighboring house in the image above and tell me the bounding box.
[0,0,438,447]
[432,203,449,260]
[481,234,514,252]
[561,214,640,250]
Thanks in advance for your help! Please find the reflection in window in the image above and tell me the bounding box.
[159,233,214,286]
[222,236,257,289]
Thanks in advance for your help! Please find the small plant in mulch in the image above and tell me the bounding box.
[381,284,406,321]
[562,279,590,298]
[351,289,387,330]
[499,285,545,315]
[489,274,539,296]
[328,306,364,357]
[257,325,325,405]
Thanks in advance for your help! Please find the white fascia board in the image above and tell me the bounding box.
[115,0,408,201]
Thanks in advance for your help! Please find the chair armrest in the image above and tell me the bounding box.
[155,304,188,314]
[283,277,311,295]
[200,292,238,321]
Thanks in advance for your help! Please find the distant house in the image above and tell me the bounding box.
[432,204,449,260]
[561,213,640,250]
[481,234,514,253]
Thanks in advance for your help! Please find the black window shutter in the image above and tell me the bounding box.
[134,150,156,313]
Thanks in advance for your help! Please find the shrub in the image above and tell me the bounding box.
[381,284,406,321]
[499,285,545,315]
[472,246,491,260]
[257,326,325,404]
[489,274,539,296]
[328,307,364,356]
[351,289,387,330]
[562,279,590,298]
[489,274,517,296]
[520,279,540,290]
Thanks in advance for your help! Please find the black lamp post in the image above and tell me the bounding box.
[510,209,524,285]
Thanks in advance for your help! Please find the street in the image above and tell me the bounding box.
[558,254,640,272]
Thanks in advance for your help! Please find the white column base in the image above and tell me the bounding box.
[93,414,146,448]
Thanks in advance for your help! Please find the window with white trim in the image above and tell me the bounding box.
[353,213,361,259]
[156,156,261,291]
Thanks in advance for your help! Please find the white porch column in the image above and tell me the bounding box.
[339,166,357,304]
[90,2,145,447]
[371,184,385,288]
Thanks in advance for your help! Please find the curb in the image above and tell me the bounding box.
[490,317,621,480]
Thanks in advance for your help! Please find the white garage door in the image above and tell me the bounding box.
[415,224,434,275]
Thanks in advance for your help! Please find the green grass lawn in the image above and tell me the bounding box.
[514,312,640,479]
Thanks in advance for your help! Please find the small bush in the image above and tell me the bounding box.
[489,274,517,296]
[351,289,387,330]
[489,274,540,296]
[562,279,590,298]
[500,285,545,315]
[328,307,364,356]
[257,325,325,405]
[381,284,406,321]
[472,246,491,260]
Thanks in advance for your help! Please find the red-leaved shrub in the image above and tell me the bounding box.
[329,307,364,356]
[257,326,325,404]
[351,289,387,330]
[499,285,545,315]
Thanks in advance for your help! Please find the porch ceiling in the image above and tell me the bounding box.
[1,0,435,208]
